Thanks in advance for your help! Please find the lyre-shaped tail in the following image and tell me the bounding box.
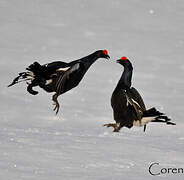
[8,72,34,87]
[142,107,176,131]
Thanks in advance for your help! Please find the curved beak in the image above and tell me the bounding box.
[116,59,121,63]
[106,55,110,60]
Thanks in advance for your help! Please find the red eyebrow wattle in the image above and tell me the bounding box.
[121,56,127,60]
[103,50,108,55]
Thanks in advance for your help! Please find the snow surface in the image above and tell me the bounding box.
[0,0,184,179]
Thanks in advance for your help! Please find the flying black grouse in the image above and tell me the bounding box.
[104,56,175,132]
[8,50,110,114]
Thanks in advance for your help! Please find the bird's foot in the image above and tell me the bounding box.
[104,123,121,132]
[52,94,60,115]
[53,102,60,115]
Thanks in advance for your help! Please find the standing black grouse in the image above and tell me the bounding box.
[104,56,175,132]
[8,50,110,114]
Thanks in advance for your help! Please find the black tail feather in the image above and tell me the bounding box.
[152,119,176,125]
[8,75,21,87]
[8,61,42,88]
[143,107,163,117]
[143,107,176,126]
[26,61,43,75]
[26,61,41,71]
[8,72,30,87]
[153,115,176,125]
[8,61,48,96]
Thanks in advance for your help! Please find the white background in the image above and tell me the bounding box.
[0,0,183,179]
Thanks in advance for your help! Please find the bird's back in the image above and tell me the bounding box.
[42,61,69,76]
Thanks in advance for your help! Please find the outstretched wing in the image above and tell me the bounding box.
[38,63,72,92]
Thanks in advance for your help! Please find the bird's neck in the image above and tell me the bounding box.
[80,52,100,69]
[116,65,133,90]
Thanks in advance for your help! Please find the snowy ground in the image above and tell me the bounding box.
[0,0,184,179]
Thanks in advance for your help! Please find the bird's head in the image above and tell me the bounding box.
[116,56,132,67]
[96,49,110,60]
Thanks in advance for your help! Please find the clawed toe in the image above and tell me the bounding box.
[104,123,116,128]
[104,123,112,127]
[53,103,60,114]
[103,123,121,132]
[104,124,110,128]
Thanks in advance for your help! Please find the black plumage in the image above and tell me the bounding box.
[104,56,175,132]
[8,50,110,114]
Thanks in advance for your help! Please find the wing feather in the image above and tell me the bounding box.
[128,87,146,111]
[56,63,81,94]
[126,87,146,121]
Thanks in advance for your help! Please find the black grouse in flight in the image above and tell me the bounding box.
[8,50,110,114]
[104,56,175,132]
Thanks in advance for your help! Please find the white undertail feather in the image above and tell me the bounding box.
[133,116,156,126]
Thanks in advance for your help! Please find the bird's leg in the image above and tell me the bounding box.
[104,122,121,132]
[52,93,60,114]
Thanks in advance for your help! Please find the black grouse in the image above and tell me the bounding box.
[8,50,110,114]
[104,56,175,132]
